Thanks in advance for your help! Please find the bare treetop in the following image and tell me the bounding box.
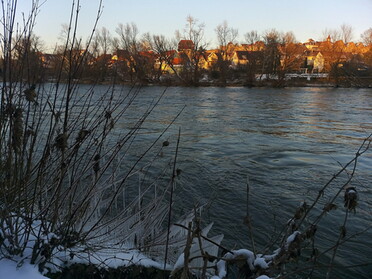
[215,21,239,47]
[340,24,354,43]
[244,30,260,45]
[361,28,372,45]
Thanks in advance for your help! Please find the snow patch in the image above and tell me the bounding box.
[0,259,48,279]
[285,231,301,249]
[173,252,185,270]
[254,257,269,269]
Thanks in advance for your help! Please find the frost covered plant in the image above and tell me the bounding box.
[0,0,185,275]
[344,187,358,211]
[170,214,224,279]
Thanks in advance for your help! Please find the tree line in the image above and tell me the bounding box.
[2,16,372,87]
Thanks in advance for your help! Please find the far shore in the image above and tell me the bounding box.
[73,78,372,89]
[4,77,371,89]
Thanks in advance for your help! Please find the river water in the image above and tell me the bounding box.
[87,85,372,277]
[124,86,372,278]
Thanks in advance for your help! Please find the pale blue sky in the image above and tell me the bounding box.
[18,0,372,51]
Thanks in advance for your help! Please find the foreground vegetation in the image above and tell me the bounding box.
[1,1,371,278]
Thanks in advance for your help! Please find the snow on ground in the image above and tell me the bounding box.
[51,246,166,270]
[0,214,167,278]
[0,259,48,279]
[0,247,164,279]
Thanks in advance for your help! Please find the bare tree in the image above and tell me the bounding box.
[262,29,282,79]
[361,28,372,45]
[215,21,238,83]
[143,33,179,81]
[240,30,263,86]
[116,22,139,55]
[55,10,99,81]
[115,23,159,83]
[340,24,354,43]
[90,27,113,81]
[282,31,296,44]
[96,27,112,55]
[58,23,84,51]
[10,33,45,83]
[279,32,305,82]
[321,28,341,42]
[215,21,238,60]
[175,15,208,85]
[111,37,120,51]
[115,23,140,82]
[244,30,260,45]
[183,15,205,44]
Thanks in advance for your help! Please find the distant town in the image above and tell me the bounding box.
[3,24,372,88]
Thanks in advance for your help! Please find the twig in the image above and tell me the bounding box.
[245,176,257,257]
[298,133,371,228]
[181,221,193,279]
[164,127,181,272]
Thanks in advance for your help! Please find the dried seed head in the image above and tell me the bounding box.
[294,202,308,219]
[55,133,68,151]
[24,85,37,102]
[54,111,61,122]
[76,129,90,142]
[5,103,16,116]
[105,110,112,119]
[305,224,317,239]
[323,203,338,213]
[25,129,35,137]
[344,187,358,211]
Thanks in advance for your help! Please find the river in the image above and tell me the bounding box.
[84,85,372,277]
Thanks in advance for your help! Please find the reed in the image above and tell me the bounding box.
[0,1,183,275]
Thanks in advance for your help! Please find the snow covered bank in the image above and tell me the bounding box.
[0,259,48,279]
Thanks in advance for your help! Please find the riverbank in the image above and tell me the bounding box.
[5,74,372,88]
[47,264,170,279]
[70,76,372,88]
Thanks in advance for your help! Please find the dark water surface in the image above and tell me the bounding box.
[139,86,371,277]
[93,85,372,277]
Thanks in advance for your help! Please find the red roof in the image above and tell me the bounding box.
[138,51,156,58]
[172,57,183,65]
